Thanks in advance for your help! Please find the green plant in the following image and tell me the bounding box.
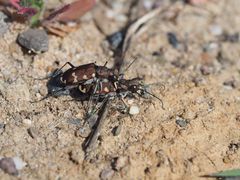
[10,0,44,26]
[204,169,240,178]
[9,0,96,27]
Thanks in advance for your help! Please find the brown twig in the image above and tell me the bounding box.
[83,100,109,157]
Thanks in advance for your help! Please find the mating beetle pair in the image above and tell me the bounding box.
[46,61,119,98]
[42,61,164,109]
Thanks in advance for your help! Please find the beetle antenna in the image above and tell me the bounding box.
[123,56,138,73]
[32,68,63,80]
[103,61,108,67]
[31,94,51,103]
[139,91,165,110]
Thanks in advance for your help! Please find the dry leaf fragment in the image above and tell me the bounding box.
[45,0,96,23]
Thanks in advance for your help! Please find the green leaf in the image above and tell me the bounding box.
[209,169,240,177]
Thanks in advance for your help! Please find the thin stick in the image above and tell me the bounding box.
[84,99,109,156]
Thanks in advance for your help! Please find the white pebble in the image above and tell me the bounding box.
[129,105,140,115]
[208,42,219,50]
[143,0,153,10]
[209,25,223,36]
[12,157,26,170]
[22,119,32,125]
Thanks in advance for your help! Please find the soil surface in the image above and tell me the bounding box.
[0,0,240,179]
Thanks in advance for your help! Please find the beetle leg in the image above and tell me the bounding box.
[52,62,75,78]
[119,97,129,113]
[86,80,100,113]
[103,61,108,67]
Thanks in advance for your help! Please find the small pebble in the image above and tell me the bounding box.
[176,117,189,128]
[129,105,140,115]
[0,123,5,134]
[223,156,231,164]
[192,76,207,86]
[100,168,114,180]
[22,119,32,126]
[107,31,124,50]
[167,32,179,49]
[0,12,9,36]
[17,29,49,53]
[200,65,213,75]
[209,25,223,36]
[12,157,26,170]
[39,86,48,96]
[0,157,18,176]
[143,0,154,10]
[75,124,91,138]
[112,156,128,171]
[27,127,38,139]
[112,123,122,136]
[205,42,219,52]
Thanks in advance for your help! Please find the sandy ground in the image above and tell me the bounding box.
[0,0,240,179]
